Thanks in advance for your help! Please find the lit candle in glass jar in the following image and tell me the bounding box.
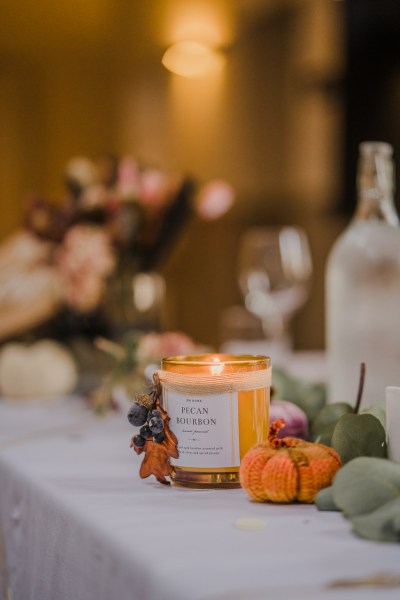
[158,354,271,488]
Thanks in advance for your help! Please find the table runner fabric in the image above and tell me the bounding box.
[0,397,399,600]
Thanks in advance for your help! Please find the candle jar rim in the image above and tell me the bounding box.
[161,354,270,368]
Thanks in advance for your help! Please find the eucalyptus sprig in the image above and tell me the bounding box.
[312,363,387,464]
[312,363,366,444]
[316,457,400,542]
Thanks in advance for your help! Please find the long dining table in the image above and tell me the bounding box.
[0,388,399,600]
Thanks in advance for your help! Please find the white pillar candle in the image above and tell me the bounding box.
[385,386,400,462]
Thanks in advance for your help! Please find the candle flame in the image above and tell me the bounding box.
[210,356,224,375]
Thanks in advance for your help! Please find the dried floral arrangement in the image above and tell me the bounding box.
[0,155,233,399]
[0,155,235,343]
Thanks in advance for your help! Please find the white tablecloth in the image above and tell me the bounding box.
[0,396,399,600]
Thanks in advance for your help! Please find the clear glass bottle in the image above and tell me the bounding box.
[326,141,400,406]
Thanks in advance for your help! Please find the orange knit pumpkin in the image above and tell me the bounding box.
[240,419,341,503]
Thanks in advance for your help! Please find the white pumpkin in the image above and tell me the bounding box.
[0,340,78,398]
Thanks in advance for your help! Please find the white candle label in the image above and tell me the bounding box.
[162,386,240,468]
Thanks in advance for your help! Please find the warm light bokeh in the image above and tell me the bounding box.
[162,0,234,48]
[0,0,347,350]
[162,42,225,77]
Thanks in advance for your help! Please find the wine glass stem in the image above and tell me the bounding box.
[261,313,293,355]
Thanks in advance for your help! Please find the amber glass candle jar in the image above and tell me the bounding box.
[159,354,270,488]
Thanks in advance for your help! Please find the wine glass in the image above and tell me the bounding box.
[238,226,313,356]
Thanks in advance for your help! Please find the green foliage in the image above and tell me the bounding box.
[272,367,397,541]
[315,486,338,511]
[271,368,388,467]
[351,498,400,542]
[333,456,400,516]
[271,367,297,400]
[331,413,387,464]
[314,423,336,446]
[311,402,353,442]
[89,331,144,414]
[298,382,327,422]
[115,332,141,374]
[271,368,327,423]
[360,404,386,431]
[316,457,400,542]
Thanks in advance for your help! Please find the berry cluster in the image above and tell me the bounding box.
[127,399,165,447]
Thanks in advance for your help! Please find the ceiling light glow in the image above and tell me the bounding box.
[162,41,224,77]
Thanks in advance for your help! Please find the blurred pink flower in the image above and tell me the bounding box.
[137,331,199,362]
[117,157,140,200]
[57,225,116,312]
[116,160,175,212]
[26,155,236,315]
[138,168,171,210]
[195,180,235,220]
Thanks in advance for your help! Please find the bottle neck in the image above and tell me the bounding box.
[354,143,399,226]
[354,192,399,226]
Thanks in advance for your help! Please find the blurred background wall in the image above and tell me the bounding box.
[0,0,398,350]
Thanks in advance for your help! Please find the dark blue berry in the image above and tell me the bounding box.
[133,434,146,448]
[148,416,164,434]
[149,409,163,421]
[153,431,165,443]
[127,404,149,427]
[139,425,152,439]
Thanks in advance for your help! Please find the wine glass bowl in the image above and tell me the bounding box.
[238,226,312,348]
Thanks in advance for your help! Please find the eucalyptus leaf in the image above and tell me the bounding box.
[314,422,336,446]
[360,405,386,431]
[315,485,339,511]
[331,414,387,464]
[311,402,353,441]
[350,497,400,542]
[332,457,400,517]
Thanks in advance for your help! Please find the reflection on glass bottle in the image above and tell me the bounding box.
[326,142,400,406]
